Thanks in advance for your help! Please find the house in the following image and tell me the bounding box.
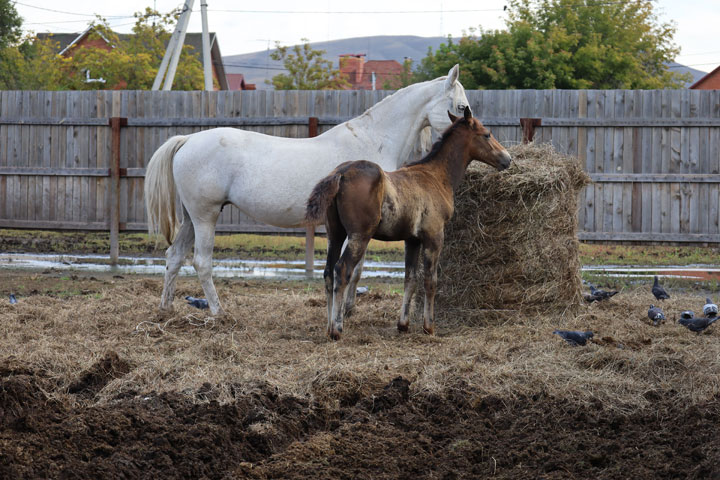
[226,73,256,90]
[690,65,720,89]
[338,54,405,90]
[37,26,229,90]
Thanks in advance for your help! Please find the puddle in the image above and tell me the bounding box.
[0,253,718,282]
[0,253,404,280]
[583,265,720,282]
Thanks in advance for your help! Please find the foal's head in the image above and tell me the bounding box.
[449,107,511,171]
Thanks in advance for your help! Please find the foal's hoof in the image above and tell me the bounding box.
[422,325,435,335]
[397,323,409,333]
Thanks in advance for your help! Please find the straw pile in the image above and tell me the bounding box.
[432,142,591,322]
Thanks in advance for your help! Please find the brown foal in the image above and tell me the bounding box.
[305,107,511,340]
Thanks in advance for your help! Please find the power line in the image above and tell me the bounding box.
[204,8,506,14]
[13,1,130,18]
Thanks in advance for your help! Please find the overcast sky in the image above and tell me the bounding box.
[13,0,720,73]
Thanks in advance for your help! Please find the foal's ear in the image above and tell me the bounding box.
[464,106,473,120]
[448,111,459,122]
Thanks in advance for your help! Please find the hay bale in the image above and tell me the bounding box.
[432,142,591,322]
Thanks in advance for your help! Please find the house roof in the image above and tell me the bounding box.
[36,28,228,90]
[690,64,720,89]
[226,73,256,90]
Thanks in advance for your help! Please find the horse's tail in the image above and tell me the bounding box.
[144,135,190,244]
[305,169,343,225]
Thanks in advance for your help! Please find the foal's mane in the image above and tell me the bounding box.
[405,117,468,167]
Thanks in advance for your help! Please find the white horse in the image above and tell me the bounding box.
[145,65,469,316]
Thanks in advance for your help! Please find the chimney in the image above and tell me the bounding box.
[339,54,366,86]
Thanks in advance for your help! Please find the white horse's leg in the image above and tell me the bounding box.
[159,208,195,312]
[191,214,224,317]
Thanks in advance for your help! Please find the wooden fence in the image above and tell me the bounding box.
[1,89,719,247]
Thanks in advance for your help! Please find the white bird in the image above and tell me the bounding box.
[703,297,718,318]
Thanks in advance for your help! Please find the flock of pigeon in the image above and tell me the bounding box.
[554,275,719,346]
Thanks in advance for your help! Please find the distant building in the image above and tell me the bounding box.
[338,54,405,90]
[690,65,720,89]
[226,73,256,90]
[37,26,229,90]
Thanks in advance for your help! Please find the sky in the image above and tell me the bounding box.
[12,0,720,73]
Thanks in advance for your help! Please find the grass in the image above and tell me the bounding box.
[1,272,719,415]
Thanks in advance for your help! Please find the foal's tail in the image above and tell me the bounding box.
[144,135,190,244]
[305,169,343,225]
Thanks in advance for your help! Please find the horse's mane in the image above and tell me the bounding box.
[353,76,444,120]
[404,117,466,167]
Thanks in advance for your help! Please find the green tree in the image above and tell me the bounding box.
[1,8,205,90]
[268,39,349,90]
[0,0,22,49]
[416,0,690,89]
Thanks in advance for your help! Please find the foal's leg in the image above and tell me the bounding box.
[191,210,224,316]
[329,234,371,340]
[324,205,346,335]
[159,207,195,313]
[421,235,443,335]
[398,239,421,332]
[343,253,366,316]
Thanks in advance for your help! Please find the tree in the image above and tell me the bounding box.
[1,8,205,90]
[416,0,690,89]
[0,0,22,49]
[268,39,349,90]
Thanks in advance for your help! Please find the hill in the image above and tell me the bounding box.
[222,35,707,89]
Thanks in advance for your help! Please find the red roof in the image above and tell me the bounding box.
[226,73,255,90]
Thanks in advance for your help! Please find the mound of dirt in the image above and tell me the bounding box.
[68,351,132,399]
[1,368,719,480]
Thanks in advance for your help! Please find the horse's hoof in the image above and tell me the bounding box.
[158,306,174,318]
[328,330,342,341]
[397,323,409,333]
[422,326,434,335]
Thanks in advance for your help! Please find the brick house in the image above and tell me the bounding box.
[690,65,720,89]
[37,26,229,90]
[338,54,405,90]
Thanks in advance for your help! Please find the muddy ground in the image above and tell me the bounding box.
[1,270,719,479]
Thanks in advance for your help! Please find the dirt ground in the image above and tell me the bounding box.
[1,270,719,479]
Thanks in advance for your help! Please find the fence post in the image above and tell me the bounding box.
[305,116,319,275]
[109,117,127,265]
[520,118,542,143]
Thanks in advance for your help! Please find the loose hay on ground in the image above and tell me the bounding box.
[434,142,591,322]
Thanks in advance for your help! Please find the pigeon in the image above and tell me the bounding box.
[553,330,594,346]
[9,294,17,304]
[584,284,618,303]
[703,297,718,318]
[185,296,209,309]
[680,310,695,321]
[678,315,718,334]
[647,305,666,326]
[651,276,670,301]
[356,286,369,296]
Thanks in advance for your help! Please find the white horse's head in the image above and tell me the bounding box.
[426,64,470,135]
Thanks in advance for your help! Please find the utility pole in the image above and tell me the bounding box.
[200,1,213,91]
[151,0,195,91]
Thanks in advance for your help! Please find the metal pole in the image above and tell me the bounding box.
[200,1,213,91]
[162,0,195,91]
[152,0,194,90]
